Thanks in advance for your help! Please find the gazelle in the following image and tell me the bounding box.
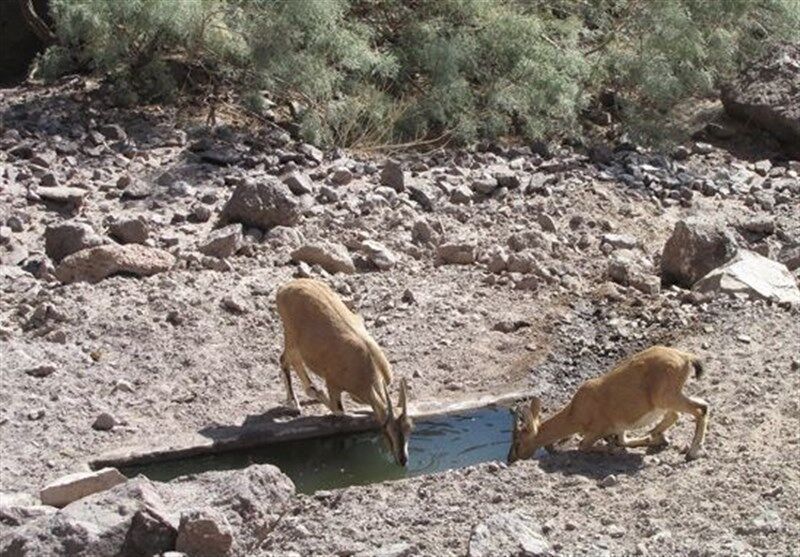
[276,278,412,466]
[508,346,709,463]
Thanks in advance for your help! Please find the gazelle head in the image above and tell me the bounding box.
[381,378,413,466]
[508,397,542,463]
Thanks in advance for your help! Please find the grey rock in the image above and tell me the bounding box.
[495,171,521,189]
[661,219,738,287]
[122,506,177,557]
[199,224,243,259]
[45,222,105,263]
[97,124,127,141]
[291,242,355,274]
[599,474,619,488]
[283,172,314,195]
[221,295,249,314]
[602,233,639,250]
[450,185,474,204]
[38,187,86,210]
[408,184,437,211]
[472,177,498,195]
[175,507,233,557]
[25,364,56,378]
[411,219,438,246]
[380,160,405,192]
[92,412,117,431]
[468,510,550,557]
[722,42,800,154]
[220,180,300,230]
[537,214,557,233]
[486,246,509,274]
[265,226,305,249]
[55,245,175,284]
[437,243,477,265]
[121,180,152,200]
[330,167,353,186]
[355,542,414,557]
[361,240,398,271]
[319,185,339,203]
[109,218,149,245]
[190,204,212,223]
[608,249,660,295]
[694,250,800,304]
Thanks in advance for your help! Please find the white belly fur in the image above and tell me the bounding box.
[617,409,666,432]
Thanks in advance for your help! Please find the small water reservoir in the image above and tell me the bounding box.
[119,406,513,494]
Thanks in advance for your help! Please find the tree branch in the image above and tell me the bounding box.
[18,0,57,46]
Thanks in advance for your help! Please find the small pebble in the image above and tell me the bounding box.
[599,474,618,488]
[92,412,117,431]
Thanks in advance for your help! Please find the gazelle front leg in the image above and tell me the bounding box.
[279,351,300,411]
[327,385,345,415]
[669,395,709,461]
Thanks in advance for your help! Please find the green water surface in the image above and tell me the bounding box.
[120,407,513,493]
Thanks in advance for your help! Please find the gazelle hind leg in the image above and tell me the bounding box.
[286,352,332,410]
[621,412,680,448]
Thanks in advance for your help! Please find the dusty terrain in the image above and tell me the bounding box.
[1,77,799,556]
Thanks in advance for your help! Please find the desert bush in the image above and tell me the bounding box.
[34,0,800,146]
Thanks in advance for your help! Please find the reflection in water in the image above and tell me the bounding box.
[121,407,513,493]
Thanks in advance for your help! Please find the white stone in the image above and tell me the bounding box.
[40,468,126,508]
[694,250,800,304]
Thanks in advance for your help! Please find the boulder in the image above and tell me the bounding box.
[3,465,293,557]
[436,243,477,265]
[722,42,800,154]
[39,468,127,508]
[450,185,474,204]
[121,507,177,557]
[220,180,300,230]
[694,250,800,304]
[291,242,355,274]
[411,219,439,246]
[380,160,405,192]
[55,244,175,284]
[468,510,550,557]
[661,219,738,287]
[37,187,86,211]
[283,171,314,195]
[407,184,437,212]
[108,218,149,245]
[0,492,55,528]
[361,240,398,271]
[199,224,243,259]
[175,508,233,557]
[608,249,660,295]
[45,222,105,263]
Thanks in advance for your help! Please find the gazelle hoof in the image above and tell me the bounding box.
[684,447,702,461]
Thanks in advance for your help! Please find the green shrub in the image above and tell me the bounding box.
[35,0,800,146]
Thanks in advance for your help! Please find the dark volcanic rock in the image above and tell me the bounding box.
[220,180,300,230]
[722,42,800,153]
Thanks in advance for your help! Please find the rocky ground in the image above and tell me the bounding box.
[1,74,799,556]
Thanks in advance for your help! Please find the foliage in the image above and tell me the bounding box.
[34,0,800,146]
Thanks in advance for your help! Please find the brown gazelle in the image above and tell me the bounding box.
[508,346,709,463]
[276,278,412,466]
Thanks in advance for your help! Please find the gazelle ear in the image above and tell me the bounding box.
[398,378,409,417]
[513,403,529,431]
[384,383,395,419]
[529,397,542,421]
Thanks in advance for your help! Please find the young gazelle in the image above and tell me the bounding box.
[508,346,709,463]
[276,278,412,466]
